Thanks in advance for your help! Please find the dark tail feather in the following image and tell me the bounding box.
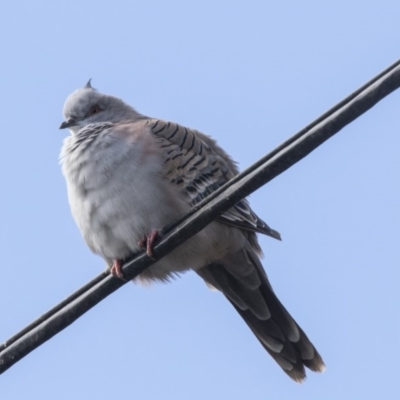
[228,293,325,382]
[197,245,325,383]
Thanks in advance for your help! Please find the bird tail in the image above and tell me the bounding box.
[196,243,325,383]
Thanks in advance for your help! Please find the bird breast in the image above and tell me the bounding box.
[59,124,186,262]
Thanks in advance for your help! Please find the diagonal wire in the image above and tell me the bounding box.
[1,58,400,374]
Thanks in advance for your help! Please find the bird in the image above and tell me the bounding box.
[59,80,325,382]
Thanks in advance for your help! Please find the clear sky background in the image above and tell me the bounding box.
[1,1,399,399]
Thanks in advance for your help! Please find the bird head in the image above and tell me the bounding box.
[60,80,139,134]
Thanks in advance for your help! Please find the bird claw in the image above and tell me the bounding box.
[138,229,160,258]
[111,230,160,280]
[110,259,126,280]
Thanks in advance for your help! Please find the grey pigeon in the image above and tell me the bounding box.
[59,80,325,382]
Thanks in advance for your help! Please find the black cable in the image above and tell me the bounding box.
[1,59,400,374]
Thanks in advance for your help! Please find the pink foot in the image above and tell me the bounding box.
[138,229,160,258]
[110,259,125,280]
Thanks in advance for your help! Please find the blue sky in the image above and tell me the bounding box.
[1,1,400,399]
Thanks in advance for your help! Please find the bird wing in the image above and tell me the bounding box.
[147,119,280,240]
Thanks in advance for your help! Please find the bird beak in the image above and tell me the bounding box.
[59,119,77,129]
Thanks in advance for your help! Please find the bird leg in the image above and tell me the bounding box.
[138,229,160,258]
[111,229,160,280]
[110,259,126,280]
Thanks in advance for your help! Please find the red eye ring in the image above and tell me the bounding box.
[89,105,101,115]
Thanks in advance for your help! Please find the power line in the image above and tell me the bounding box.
[1,58,400,374]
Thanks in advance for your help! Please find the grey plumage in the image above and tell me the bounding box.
[59,82,325,382]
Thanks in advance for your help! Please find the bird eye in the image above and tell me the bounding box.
[88,105,101,116]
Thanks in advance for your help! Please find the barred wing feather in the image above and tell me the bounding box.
[148,119,281,240]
